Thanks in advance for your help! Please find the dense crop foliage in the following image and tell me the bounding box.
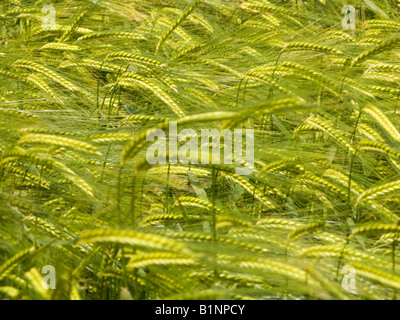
[2,0,400,300]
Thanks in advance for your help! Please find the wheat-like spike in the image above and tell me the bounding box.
[3,150,95,198]
[121,110,245,166]
[24,268,51,300]
[24,216,70,240]
[228,98,304,129]
[0,8,39,18]
[363,71,400,85]
[18,133,101,156]
[256,217,302,230]
[58,59,121,73]
[363,19,400,30]
[140,213,202,227]
[19,181,42,189]
[34,24,93,36]
[77,32,146,41]
[229,229,302,252]
[78,229,192,254]
[185,87,219,109]
[4,274,27,290]
[0,247,36,282]
[359,38,384,46]
[189,270,264,286]
[240,1,300,17]
[238,46,263,59]
[64,150,98,165]
[350,224,400,238]
[289,221,327,239]
[0,286,19,299]
[3,164,51,189]
[358,139,400,159]
[148,166,210,177]
[121,127,164,166]
[328,58,348,68]
[164,7,213,33]
[374,232,400,246]
[323,30,355,42]
[61,210,108,229]
[302,245,391,267]
[106,51,166,68]
[244,71,297,97]
[202,58,243,78]
[356,180,400,206]
[126,252,196,269]
[26,73,60,101]
[59,10,89,42]
[282,42,342,55]
[0,68,27,82]
[341,77,376,98]
[237,259,316,286]
[39,43,82,52]
[0,109,38,119]
[174,196,227,215]
[0,191,37,211]
[371,85,400,97]
[292,123,320,138]
[157,17,193,43]
[193,76,220,91]
[13,59,81,93]
[18,128,79,137]
[296,173,349,199]
[0,146,54,169]
[219,171,277,209]
[216,237,270,253]
[118,74,185,117]
[86,133,131,143]
[301,117,356,154]
[53,160,95,197]
[306,267,350,300]
[216,215,253,229]
[161,231,268,252]
[350,261,400,290]
[189,13,214,32]
[323,168,364,195]
[259,157,298,173]
[357,123,385,142]
[156,0,204,54]
[278,61,341,94]
[363,105,400,142]
[100,268,146,287]
[158,231,214,243]
[367,62,400,73]
[314,232,347,245]
[122,114,169,125]
[171,43,204,61]
[363,201,400,221]
[351,37,400,66]
[259,13,280,26]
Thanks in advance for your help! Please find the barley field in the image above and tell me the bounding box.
[1,0,400,300]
